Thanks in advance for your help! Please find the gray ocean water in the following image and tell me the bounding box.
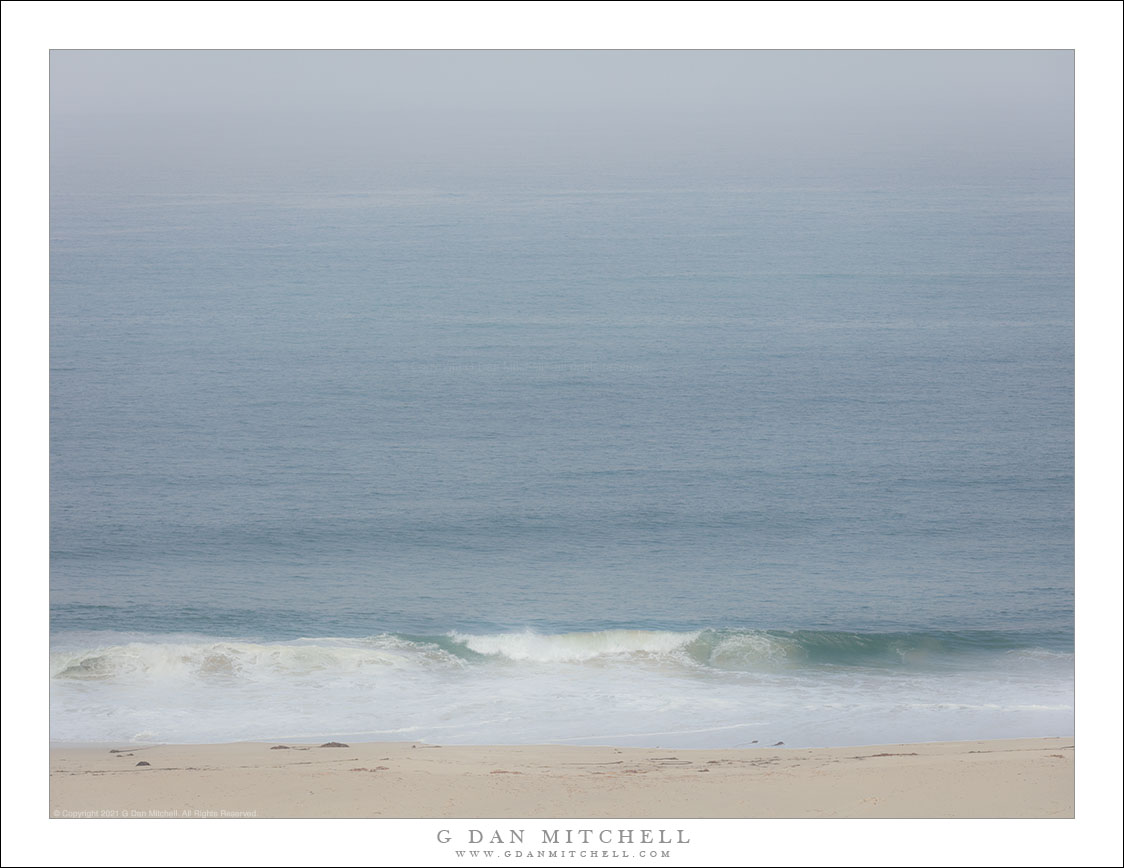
[50,177,1073,747]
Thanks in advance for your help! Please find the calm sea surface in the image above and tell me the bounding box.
[50,180,1073,747]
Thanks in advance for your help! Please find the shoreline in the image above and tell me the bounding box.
[50,737,1074,819]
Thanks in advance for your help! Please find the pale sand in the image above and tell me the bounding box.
[49,737,1073,819]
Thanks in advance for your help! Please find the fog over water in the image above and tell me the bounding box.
[52,50,1073,193]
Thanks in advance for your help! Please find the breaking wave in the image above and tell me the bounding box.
[51,628,1070,683]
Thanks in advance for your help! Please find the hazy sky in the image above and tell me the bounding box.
[51,50,1072,115]
[51,50,1074,191]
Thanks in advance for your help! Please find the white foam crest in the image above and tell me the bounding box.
[49,633,1076,747]
[50,637,463,682]
[705,632,799,670]
[449,629,701,663]
[1002,647,1074,663]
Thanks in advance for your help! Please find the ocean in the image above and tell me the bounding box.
[50,179,1074,748]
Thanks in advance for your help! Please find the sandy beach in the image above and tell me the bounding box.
[49,737,1073,819]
